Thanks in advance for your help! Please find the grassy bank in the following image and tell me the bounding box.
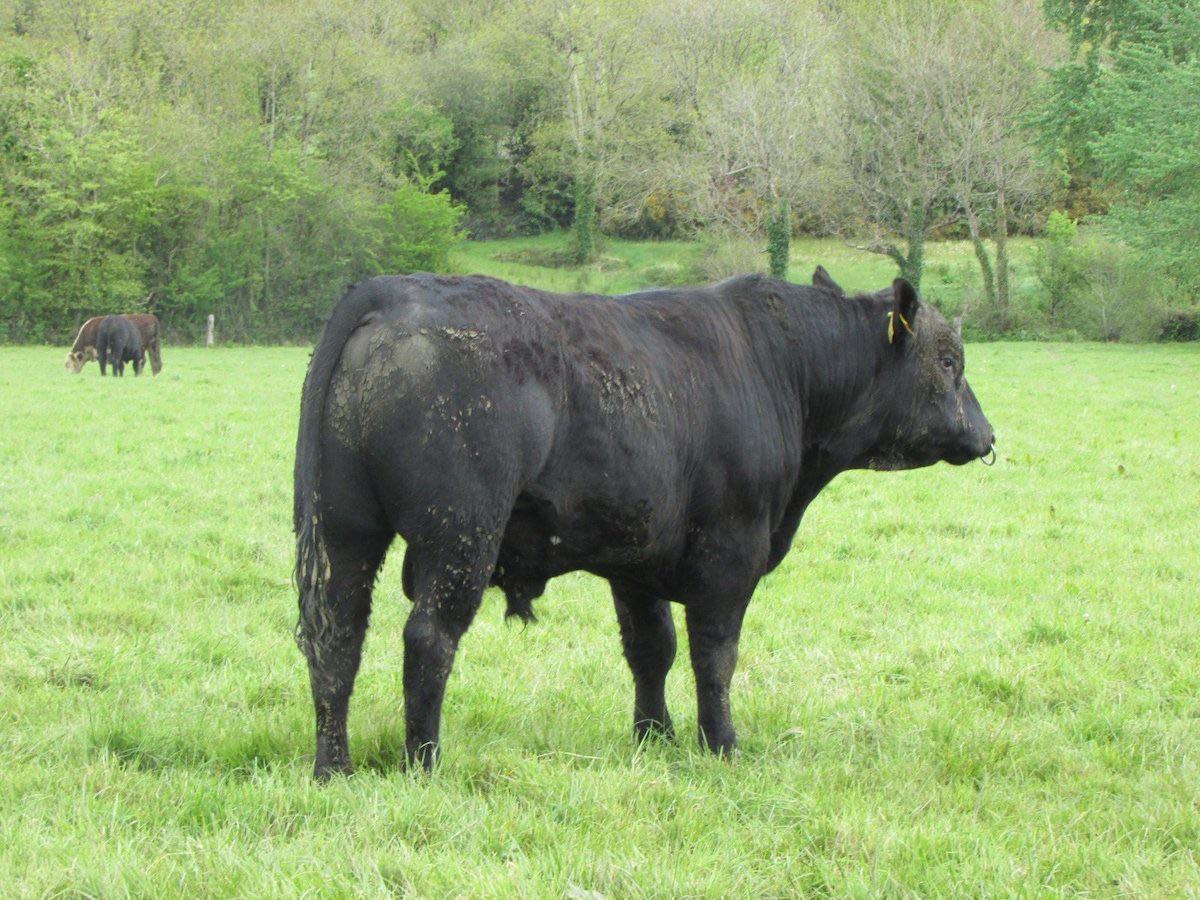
[1,343,1198,895]
[449,232,1045,325]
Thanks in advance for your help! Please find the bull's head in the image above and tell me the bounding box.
[64,348,94,373]
[863,279,994,470]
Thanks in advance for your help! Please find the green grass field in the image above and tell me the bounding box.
[2,339,1199,896]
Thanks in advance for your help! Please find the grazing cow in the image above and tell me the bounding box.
[96,315,145,377]
[65,314,163,375]
[294,272,995,778]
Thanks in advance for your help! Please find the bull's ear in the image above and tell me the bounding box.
[889,278,919,345]
[812,265,844,295]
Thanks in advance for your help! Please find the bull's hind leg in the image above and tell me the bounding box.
[401,535,501,771]
[611,579,677,741]
[298,535,389,780]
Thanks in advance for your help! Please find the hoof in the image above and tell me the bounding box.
[406,741,439,773]
[313,760,354,782]
[698,730,739,757]
[634,715,676,743]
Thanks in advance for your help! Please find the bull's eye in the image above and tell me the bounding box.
[939,357,955,374]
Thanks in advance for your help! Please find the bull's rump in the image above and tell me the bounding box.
[318,275,797,581]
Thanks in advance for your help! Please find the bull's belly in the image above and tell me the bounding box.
[492,488,685,589]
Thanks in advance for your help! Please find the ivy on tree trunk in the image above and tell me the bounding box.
[767,197,790,279]
[572,172,597,265]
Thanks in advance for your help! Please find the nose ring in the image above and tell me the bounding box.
[980,444,997,466]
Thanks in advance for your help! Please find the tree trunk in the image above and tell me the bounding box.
[903,200,926,289]
[964,202,996,307]
[767,196,790,279]
[572,171,596,265]
[994,187,1010,330]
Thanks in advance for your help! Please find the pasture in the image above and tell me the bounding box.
[1,340,1198,896]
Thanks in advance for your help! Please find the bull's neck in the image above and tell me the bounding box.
[779,289,891,472]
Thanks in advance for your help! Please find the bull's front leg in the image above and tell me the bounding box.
[611,579,676,741]
[684,597,750,755]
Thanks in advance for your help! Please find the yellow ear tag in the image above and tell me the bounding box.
[887,310,914,343]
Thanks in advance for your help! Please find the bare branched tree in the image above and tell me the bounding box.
[654,0,839,274]
[834,0,961,289]
[936,0,1060,325]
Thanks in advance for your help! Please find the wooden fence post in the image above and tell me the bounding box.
[206,314,214,347]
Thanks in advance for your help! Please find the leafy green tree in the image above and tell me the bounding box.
[1086,0,1200,297]
[1039,0,1144,216]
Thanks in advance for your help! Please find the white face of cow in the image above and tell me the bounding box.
[865,280,995,470]
[64,347,98,373]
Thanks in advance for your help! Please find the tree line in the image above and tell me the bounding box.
[0,0,1195,342]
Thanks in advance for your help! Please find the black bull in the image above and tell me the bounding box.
[294,271,994,777]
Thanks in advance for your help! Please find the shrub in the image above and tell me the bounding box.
[376,182,466,274]
[492,246,579,269]
[687,233,765,284]
[1077,241,1161,341]
[1031,231,1180,342]
[1157,310,1200,342]
[1033,212,1088,326]
[611,189,693,240]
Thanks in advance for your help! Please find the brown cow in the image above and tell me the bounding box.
[65,314,163,375]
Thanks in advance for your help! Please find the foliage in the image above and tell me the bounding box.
[1039,0,1144,214]
[691,232,767,284]
[0,0,1187,341]
[1084,0,1200,300]
[1157,309,1200,342]
[0,9,481,342]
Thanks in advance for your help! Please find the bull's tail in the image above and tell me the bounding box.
[294,281,385,657]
